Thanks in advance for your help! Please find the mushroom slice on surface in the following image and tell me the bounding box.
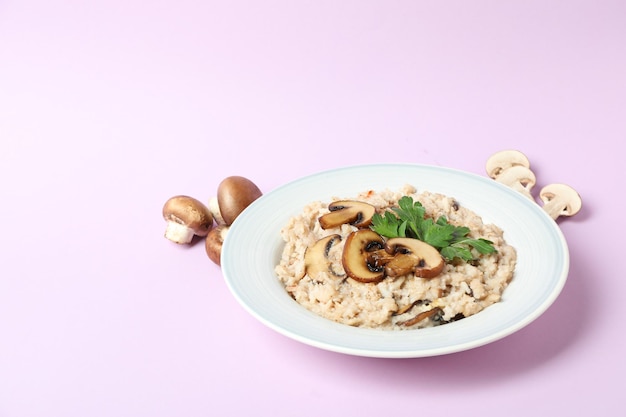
[318,200,376,230]
[162,195,213,244]
[341,230,386,283]
[304,234,345,279]
[485,149,531,179]
[539,183,582,220]
[493,165,536,200]
[383,238,445,278]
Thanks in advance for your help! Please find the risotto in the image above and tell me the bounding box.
[274,184,517,330]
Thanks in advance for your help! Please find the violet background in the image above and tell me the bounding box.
[1,1,624,416]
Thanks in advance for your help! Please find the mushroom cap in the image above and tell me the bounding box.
[539,183,583,217]
[162,195,213,236]
[485,150,531,179]
[217,176,263,225]
[205,224,229,266]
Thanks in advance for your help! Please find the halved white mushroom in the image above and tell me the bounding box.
[493,165,536,200]
[318,200,376,230]
[539,183,582,220]
[304,234,345,279]
[485,150,536,200]
[162,195,213,244]
[485,150,531,179]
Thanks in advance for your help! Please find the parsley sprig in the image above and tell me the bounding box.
[370,196,497,262]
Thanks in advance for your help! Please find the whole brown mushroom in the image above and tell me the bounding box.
[162,195,213,244]
[204,176,263,266]
[216,176,262,226]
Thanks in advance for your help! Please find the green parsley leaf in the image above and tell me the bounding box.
[370,212,404,238]
[370,196,497,262]
[457,237,497,255]
[441,245,474,262]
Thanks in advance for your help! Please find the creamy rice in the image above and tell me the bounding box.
[274,185,517,330]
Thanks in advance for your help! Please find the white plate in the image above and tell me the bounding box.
[221,164,569,358]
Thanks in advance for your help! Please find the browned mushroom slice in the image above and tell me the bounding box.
[304,234,345,279]
[398,307,443,327]
[383,238,445,278]
[394,299,432,316]
[395,303,416,316]
[341,230,386,283]
[318,200,376,230]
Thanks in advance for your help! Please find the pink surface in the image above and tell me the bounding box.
[1,1,623,415]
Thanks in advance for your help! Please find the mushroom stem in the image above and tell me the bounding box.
[208,196,226,225]
[542,200,570,220]
[164,220,196,244]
